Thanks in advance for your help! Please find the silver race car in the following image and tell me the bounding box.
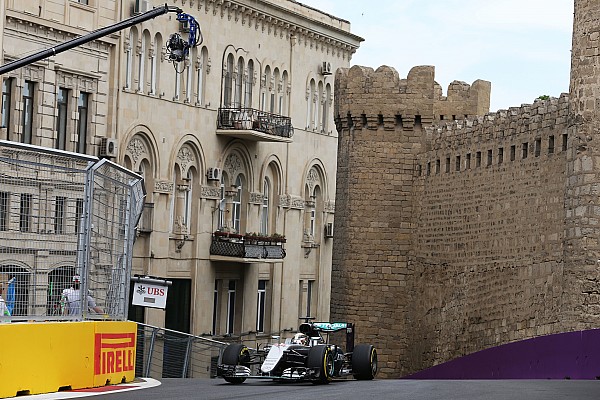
[217,321,377,384]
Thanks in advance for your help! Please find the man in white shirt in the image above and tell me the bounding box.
[0,281,11,321]
[60,275,103,316]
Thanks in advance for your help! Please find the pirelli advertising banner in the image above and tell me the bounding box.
[0,321,136,398]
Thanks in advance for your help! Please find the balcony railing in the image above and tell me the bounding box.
[217,107,293,143]
[209,233,286,262]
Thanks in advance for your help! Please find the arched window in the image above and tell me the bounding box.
[245,60,254,108]
[323,83,331,133]
[260,178,270,235]
[262,66,271,112]
[197,47,208,105]
[273,68,280,114]
[235,57,244,108]
[282,71,289,116]
[150,34,162,96]
[218,175,226,230]
[186,47,195,103]
[125,29,136,89]
[139,31,150,92]
[316,81,323,131]
[307,79,316,129]
[232,175,243,233]
[224,53,234,107]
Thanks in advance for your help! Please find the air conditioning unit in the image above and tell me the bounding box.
[320,61,332,75]
[133,0,150,15]
[207,167,222,181]
[324,222,334,238]
[99,138,118,158]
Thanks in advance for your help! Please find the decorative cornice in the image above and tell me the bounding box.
[249,192,264,204]
[154,180,174,194]
[201,185,221,199]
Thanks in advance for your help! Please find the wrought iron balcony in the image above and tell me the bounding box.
[216,107,294,143]
[209,233,286,263]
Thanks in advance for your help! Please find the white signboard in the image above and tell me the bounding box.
[132,281,168,309]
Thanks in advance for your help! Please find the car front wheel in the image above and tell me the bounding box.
[221,343,250,384]
[307,345,334,384]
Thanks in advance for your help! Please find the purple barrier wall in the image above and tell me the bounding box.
[405,329,600,379]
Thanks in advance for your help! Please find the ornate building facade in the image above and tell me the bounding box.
[0,0,362,341]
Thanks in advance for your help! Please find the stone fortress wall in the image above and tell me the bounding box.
[331,28,599,376]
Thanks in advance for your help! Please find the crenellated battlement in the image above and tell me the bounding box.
[425,93,569,145]
[334,65,491,131]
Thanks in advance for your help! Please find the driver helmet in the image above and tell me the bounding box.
[291,332,308,346]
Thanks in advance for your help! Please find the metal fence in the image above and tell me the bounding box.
[136,323,227,379]
[135,323,300,379]
[0,140,144,321]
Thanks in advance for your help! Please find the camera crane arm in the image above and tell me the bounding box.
[0,3,201,76]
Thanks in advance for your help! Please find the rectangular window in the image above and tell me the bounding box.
[498,147,504,165]
[56,88,69,150]
[435,159,440,174]
[212,280,219,335]
[226,280,236,334]
[476,151,481,168]
[522,143,528,159]
[306,280,314,318]
[445,157,450,173]
[257,280,267,333]
[426,162,431,176]
[20,193,32,232]
[310,209,316,237]
[0,191,8,231]
[455,155,461,172]
[535,138,541,157]
[1,78,12,131]
[54,196,66,234]
[548,135,555,154]
[76,92,89,153]
[510,145,516,161]
[22,81,34,144]
[487,149,492,166]
[77,0,89,4]
[75,198,84,234]
[562,134,568,152]
[466,153,471,169]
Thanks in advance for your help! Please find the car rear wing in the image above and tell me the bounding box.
[299,321,355,352]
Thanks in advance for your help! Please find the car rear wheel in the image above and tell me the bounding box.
[307,345,334,384]
[221,343,250,384]
[352,344,377,380]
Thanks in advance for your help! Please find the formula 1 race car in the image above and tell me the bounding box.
[217,320,377,384]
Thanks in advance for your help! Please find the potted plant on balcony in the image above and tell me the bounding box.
[214,228,243,241]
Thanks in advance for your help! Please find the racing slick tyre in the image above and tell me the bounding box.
[221,343,250,384]
[352,344,377,380]
[307,345,334,384]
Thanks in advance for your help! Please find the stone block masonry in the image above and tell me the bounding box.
[331,60,586,377]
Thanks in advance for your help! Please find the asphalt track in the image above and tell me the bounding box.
[24,378,600,400]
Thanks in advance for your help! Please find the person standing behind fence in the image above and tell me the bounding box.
[0,281,11,320]
[60,275,103,316]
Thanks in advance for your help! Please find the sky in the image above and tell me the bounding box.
[299,0,574,112]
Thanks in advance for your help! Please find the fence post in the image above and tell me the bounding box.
[182,336,194,378]
[145,327,159,378]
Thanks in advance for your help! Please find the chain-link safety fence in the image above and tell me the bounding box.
[0,140,144,321]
